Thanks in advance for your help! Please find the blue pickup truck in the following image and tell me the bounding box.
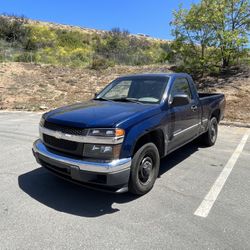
[33,73,225,195]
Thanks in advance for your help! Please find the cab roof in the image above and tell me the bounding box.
[118,72,190,79]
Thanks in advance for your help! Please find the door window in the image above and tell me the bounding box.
[169,78,192,104]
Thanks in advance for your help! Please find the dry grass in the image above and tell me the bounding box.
[197,68,250,123]
[0,62,249,123]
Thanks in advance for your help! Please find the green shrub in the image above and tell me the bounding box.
[25,24,57,50]
[68,48,92,67]
[94,30,160,66]
[0,14,29,46]
[15,51,37,63]
[90,55,114,70]
[56,29,90,48]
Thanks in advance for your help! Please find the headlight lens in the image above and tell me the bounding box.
[83,144,122,160]
[84,128,124,160]
[39,117,45,127]
[87,128,125,137]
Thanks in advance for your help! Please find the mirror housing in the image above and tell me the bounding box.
[169,94,190,107]
[94,92,98,98]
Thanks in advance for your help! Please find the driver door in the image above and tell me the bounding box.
[167,78,200,152]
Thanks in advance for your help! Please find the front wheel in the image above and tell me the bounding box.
[129,143,160,195]
[202,117,218,146]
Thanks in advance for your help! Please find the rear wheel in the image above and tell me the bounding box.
[129,143,160,195]
[202,117,218,146]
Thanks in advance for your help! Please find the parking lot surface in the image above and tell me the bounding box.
[0,111,249,249]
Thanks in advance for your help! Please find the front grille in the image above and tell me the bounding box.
[43,134,78,151]
[43,134,84,157]
[44,121,87,136]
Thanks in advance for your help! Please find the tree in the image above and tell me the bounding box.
[207,0,250,68]
[171,2,218,75]
[171,0,250,73]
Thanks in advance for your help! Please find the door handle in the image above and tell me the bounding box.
[191,105,198,111]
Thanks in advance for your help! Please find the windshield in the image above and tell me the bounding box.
[96,76,169,104]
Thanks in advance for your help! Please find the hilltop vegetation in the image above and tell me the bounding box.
[0,15,171,69]
[0,0,249,76]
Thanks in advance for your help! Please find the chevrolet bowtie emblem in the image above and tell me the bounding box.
[54,131,63,139]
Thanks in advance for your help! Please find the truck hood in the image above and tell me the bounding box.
[45,100,161,128]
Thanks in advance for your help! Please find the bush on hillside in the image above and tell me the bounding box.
[94,28,169,66]
[90,54,114,70]
[0,14,29,46]
[56,29,91,48]
[25,25,57,50]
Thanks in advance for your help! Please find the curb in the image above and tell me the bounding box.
[0,110,43,114]
[220,121,250,128]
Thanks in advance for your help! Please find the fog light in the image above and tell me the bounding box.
[83,144,122,160]
[92,145,112,153]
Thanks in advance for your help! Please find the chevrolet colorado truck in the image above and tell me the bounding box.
[32,73,225,195]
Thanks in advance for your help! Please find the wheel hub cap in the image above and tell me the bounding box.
[139,156,153,184]
[211,122,217,142]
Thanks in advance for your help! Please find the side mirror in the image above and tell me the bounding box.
[94,92,98,98]
[169,94,190,107]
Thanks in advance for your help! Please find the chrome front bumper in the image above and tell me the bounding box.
[32,139,131,173]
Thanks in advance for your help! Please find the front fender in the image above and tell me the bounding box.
[120,113,168,159]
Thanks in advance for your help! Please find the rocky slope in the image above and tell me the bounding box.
[0,62,249,123]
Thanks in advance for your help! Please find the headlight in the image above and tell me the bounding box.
[87,128,125,137]
[84,128,124,160]
[40,117,45,127]
[83,144,122,160]
[39,117,45,141]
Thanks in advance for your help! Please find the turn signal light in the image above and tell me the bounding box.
[115,128,125,137]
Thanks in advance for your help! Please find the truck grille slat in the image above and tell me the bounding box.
[43,134,78,151]
[43,134,84,157]
[44,121,87,136]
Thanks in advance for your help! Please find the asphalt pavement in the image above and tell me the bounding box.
[0,111,249,250]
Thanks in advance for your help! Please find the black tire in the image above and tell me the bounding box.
[202,117,218,146]
[129,143,160,195]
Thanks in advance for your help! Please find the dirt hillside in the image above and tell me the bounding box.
[0,62,249,123]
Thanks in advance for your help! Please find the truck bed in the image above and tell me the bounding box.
[198,93,224,99]
[198,93,225,124]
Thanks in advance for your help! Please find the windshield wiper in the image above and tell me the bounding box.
[94,97,113,102]
[111,98,141,104]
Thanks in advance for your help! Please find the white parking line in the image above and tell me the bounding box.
[194,130,249,218]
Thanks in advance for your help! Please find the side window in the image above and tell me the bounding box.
[169,78,192,102]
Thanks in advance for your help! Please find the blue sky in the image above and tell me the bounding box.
[1,0,199,40]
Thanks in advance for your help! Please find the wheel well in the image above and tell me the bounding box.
[133,130,165,157]
[211,109,220,122]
